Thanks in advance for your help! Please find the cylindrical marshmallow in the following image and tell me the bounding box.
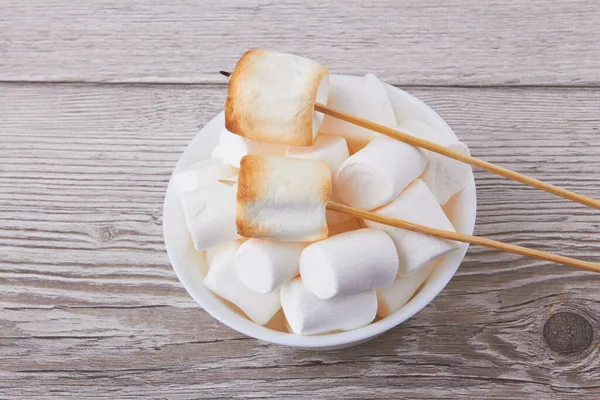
[225,49,329,146]
[319,74,397,153]
[398,119,471,205]
[180,182,237,251]
[300,228,398,299]
[236,155,332,242]
[364,179,458,276]
[336,136,427,210]
[235,239,304,294]
[281,277,377,335]
[376,261,435,318]
[218,128,288,168]
[204,241,281,325]
[173,158,238,194]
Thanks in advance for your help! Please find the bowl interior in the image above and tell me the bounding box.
[163,75,476,349]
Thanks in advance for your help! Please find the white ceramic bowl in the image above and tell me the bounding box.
[163,75,477,350]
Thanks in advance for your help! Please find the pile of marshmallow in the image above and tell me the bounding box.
[172,50,471,336]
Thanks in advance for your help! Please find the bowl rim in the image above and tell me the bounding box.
[163,75,477,348]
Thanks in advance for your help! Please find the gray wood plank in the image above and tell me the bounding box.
[1,83,599,399]
[2,0,600,86]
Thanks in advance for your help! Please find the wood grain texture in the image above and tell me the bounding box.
[1,84,599,399]
[2,0,600,85]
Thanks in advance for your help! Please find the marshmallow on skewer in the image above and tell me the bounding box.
[173,158,238,194]
[336,136,427,210]
[364,179,459,276]
[281,277,377,335]
[300,228,398,299]
[376,261,435,317]
[286,134,351,224]
[319,74,397,153]
[218,128,288,168]
[236,239,305,294]
[398,119,471,205]
[204,241,281,325]
[180,182,238,251]
[236,155,332,242]
[225,50,329,146]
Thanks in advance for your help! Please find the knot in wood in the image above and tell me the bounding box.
[99,226,115,242]
[543,312,593,354]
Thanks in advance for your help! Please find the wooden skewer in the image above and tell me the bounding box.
[219,70,600,210]
[219,178,599,272]
[326,201,600,273]
[315,103,600,210]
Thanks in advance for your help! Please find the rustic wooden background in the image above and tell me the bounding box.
[1,1,599,399]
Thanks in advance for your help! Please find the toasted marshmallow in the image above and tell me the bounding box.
[319,74,397,153]
[225,50,329,146]
[204,241,281,325]
[364,179,458,276]
[287,134,352,224]
[281,277,377,335]
[398,119,471,205]
[236,155,332,242]
[236,239,305,294]
[218,128,288,168]
[376,261,435,317]
[300,229,398,299]
[173,158,238,194]
[336,136,427,210]
[327,217,362,236]
[180,182,237,251]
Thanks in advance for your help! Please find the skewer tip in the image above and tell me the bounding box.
[220,70,231,77]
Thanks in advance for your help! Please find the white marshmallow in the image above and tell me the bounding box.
[211,144,223,159]
[180,182,237,251]
[327,217,362,237]
[300,228,398,299]
[218,128,288,168]
[398,119,471,205]
[364,179,459,276]
[319,74,397,153]
[336,136,427,210]
[281,277,377,335]
[236,239,304,294]
[376,261,435,317]
[206,242,233,265]
[204,241,281,325]
[236,155,332,242]
[225,49,329,146]
[173,158,237,194]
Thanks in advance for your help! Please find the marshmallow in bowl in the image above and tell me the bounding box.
[300,228,398,299]
[236,239,304,294]
[281,277,377,335]
[204,241,281,325]
[319,74,397,153]
[218,128,288,168]
[225,49,329,146]
[286,134,351,225]
[376,261,435,317]
[173,158,238,194]
[336,136,427,210]
[398,119,471,205]
[364,179,458,276]
[236,155,332,242]
[180,182,238,251]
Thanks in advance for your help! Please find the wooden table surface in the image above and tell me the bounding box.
[2,1,600,399]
